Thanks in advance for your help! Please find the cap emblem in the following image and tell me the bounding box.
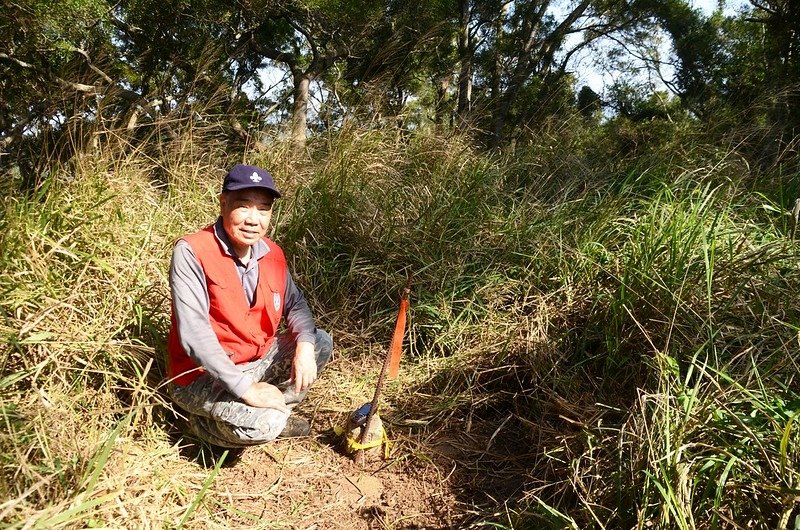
[250,171,262,183]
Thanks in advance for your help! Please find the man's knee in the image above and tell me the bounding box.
[188,409,288,447]
[315,329,333,370]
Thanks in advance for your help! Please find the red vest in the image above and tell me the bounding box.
[167,225,287,386]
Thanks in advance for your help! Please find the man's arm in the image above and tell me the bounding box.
[282,271,318,392]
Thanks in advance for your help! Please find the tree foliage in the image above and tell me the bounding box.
[1,0,799,169]
[1,0,114,154]
[623,0,799,165]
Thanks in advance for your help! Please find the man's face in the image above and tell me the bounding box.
[219,188,274,258]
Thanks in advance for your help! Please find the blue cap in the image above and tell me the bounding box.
[221,164,281,198]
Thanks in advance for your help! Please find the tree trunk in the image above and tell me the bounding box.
[489,0,591,149]
[456,0,472,127]
[291,72,311,154]
[435,75,450,130]
[489,4,507,148]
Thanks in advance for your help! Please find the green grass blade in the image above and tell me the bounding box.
[176,450,228,529]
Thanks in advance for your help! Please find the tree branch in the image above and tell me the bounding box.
[69,46,114,84]
[0,52,97,93]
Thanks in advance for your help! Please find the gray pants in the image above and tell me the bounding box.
[168,329,332,448]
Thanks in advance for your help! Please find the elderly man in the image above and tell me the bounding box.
[166,163,332,447]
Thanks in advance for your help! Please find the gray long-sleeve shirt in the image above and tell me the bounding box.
[169,219,316,398]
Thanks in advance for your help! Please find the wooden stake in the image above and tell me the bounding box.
[354,278,411,465]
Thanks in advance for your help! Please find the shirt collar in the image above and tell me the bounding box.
[213,217,269,262]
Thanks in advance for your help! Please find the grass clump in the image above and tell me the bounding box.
[283,126,800,527]
[0,139,224,527]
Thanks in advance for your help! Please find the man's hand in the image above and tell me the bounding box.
[240,382,289,413]
[292,341,317,393]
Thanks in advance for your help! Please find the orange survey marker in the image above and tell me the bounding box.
[353,276,412,464]
[387,282,410,379]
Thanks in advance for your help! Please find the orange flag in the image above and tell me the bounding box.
[387,287,410,380]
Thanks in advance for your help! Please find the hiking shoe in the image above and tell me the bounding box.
[278,416,310,438]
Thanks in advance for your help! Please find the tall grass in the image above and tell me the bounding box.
[0,128,230,527]
[283,125,800,526]
[1,118,798,528]
[490,147,800,527]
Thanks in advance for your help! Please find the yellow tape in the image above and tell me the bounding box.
[334,423,392,459]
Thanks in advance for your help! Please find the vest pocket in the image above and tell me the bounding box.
[261,259,283,292]
[206,274,229,314]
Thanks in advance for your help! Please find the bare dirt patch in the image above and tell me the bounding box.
[215,436,457,529]
[171,355,543,529]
